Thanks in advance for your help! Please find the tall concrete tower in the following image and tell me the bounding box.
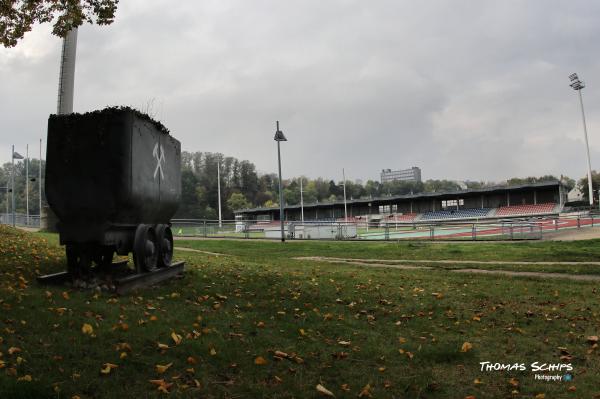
[56,28,78,114]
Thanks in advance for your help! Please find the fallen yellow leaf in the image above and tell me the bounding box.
[316,383,335,397]
[17,374,32,382]
[81,323,94,335]
[155,362,173,374]
[100,363,118,375]
[254,356,268,365]
[171,332,182,345]
[461,342,473,352]
[187,356,197,365]
[8,347,21,355]
[358,383,372,398]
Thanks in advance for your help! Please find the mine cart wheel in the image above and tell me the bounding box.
[93,246,114,269]
[66,244,92,278]
[156,224,174,268]
[134,224,159,273]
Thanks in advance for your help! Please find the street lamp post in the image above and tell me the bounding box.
[11,146,24,227]
[274,121,287,242]
[569,73,594,208]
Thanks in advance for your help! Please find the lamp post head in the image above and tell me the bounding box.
[274,120,287,142]
[569,73,585,90]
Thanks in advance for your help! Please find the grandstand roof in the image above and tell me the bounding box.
[235,180,563,214]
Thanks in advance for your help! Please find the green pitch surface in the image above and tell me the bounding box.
[1,225,599,398]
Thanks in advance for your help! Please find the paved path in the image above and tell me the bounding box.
[295,256,600,266]
[175,247,230,257]
[543,226,600,241]
[294,256,600,282]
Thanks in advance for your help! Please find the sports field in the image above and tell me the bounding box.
[1,225,599,398]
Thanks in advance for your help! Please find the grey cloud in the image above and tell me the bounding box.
[1,0,600,184]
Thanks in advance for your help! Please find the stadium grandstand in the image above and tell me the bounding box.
[235,181,567,223]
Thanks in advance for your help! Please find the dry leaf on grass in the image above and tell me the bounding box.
[461,342,473,352]
[155,362,173,374]
[316,384,335,397]
[81,323,93,335]
[100,363,118,375]
[254,356,268,365]
[171,332,182,345]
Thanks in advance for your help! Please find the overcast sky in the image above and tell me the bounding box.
[1,0,600,183]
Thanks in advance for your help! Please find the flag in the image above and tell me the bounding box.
[12,151,23,160]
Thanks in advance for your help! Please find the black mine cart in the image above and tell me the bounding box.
[43,107,183,289]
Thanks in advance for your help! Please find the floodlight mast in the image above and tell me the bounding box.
[274,121,287,242]
[569,73,594,207]
[57,29,78,114]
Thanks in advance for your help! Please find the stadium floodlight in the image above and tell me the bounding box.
[274,121,287,242]
[569,73,594,207]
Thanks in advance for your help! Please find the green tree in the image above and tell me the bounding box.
[227,193,251,212]
[577,171,600,202]
[264,200,278,208]
[1,0,119,47]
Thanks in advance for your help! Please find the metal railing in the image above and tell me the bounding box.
[170,219,545,241]
[4,213,597,241]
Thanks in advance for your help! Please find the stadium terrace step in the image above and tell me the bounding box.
[496,203,556,217]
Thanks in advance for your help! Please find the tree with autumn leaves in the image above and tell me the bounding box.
[0,0,119,48]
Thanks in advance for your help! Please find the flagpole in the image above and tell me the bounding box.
[26,144,29,226]
[11,145,15,227]
[343,168,348,222]
[39,139,42,224]
[217,160,222,228]
[300,177,304,223]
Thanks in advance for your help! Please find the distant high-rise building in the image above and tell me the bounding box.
[381,167,422,183]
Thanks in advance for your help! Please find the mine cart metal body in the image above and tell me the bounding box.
[45,108,181,275]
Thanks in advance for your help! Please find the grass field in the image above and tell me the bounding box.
[1,226,600,398]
